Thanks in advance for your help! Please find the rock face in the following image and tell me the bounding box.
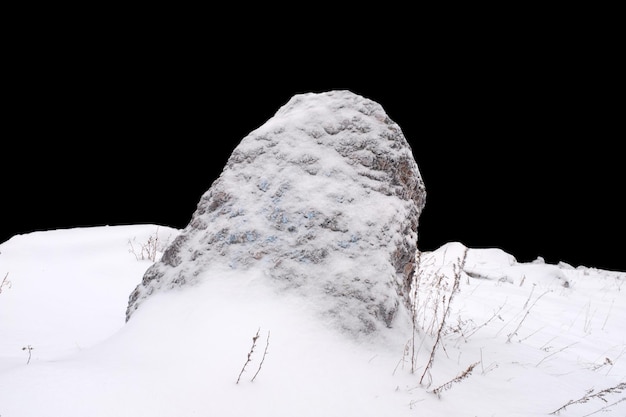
[126,90,426,334]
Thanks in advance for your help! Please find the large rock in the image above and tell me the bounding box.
[126,90,426,335]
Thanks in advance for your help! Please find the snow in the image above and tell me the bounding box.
[1,225,624,416]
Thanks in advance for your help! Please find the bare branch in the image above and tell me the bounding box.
[251,331,270,382]
[236,328,260,384]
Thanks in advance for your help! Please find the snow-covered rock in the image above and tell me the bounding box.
[126,90,426,335]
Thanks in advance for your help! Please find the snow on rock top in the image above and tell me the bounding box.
[126,90,426,335]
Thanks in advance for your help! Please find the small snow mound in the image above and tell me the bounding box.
[420,242,516,270]
[465,247,517,269]
[557,261,575,269]
[423,243,572,287]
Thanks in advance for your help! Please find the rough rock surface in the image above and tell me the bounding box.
[126,90,426,334]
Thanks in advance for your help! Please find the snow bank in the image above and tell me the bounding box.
[1,229,625,416]
[0,225,177,364]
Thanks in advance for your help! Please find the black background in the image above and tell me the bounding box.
[3,13,623,271]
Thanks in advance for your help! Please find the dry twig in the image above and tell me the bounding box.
[419,249,467,385]
[430,361,479,398]
[549,382,626,415]
[236,328,260,384]
[251,331,270,382]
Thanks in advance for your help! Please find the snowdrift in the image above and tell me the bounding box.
[1,226,625,416]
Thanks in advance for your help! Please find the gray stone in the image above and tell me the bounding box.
[126,90,426,335]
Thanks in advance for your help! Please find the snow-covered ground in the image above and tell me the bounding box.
[0,225,624,416]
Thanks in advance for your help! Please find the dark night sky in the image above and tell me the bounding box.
[3,18,623,271]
